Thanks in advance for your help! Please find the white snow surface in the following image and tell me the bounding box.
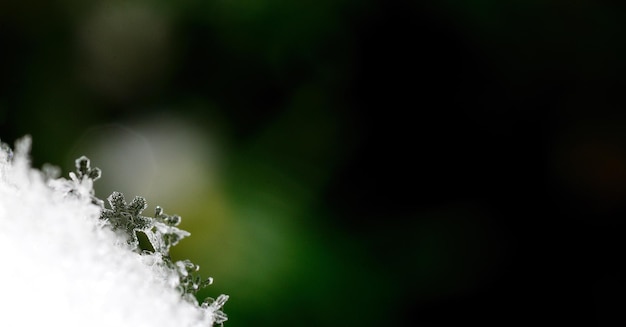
[0,137,218,327]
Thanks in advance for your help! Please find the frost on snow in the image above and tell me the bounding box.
[0,136,227,327]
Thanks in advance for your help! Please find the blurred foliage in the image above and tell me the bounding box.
[2,0,626,325]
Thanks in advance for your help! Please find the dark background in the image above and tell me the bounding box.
[1,0,625,325]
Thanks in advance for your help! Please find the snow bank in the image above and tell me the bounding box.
[0,137,226,327]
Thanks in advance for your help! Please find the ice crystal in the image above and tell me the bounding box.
[202,294,230,326]
[0,136,227,327]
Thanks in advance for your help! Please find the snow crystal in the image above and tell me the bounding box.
[0,136,226,327]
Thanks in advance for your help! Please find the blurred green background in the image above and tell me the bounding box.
[2,0,626,325]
